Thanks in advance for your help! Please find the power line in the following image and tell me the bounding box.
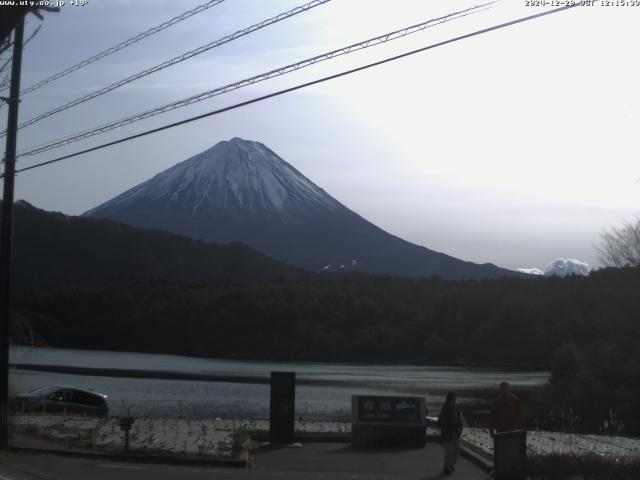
[0,40,12,58]
[5,0,332,138]
[16,2,493,158]
[9,3,578,177]
[2,0,228,96]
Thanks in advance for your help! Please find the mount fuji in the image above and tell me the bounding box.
[84,137,517,280]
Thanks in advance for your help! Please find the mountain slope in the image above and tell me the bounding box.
[5,200,302,290]
[85,137,519,280]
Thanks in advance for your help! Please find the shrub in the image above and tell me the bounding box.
[527,452,640,480]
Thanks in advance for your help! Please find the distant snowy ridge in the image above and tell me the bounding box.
[544,258,590,277]
[516,267,544,276]
[518,258,590,277]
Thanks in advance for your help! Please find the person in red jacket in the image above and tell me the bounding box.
[490,381,522,436]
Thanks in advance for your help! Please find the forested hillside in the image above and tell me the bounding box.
[3,201,302,289]
[13,267,639,367]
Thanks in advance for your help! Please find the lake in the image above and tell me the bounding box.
[10,346,548,420]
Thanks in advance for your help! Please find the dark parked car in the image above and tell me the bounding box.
[16,386,109,416]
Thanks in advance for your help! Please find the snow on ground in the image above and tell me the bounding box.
[93,418,239,457]
[13,413,640,460]
[12,414,244,459]
[15,414,100,446]
[462,427,640,459]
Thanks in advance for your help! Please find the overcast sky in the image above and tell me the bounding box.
[2,0,639,271]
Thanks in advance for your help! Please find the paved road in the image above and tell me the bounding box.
[0,442,492,480]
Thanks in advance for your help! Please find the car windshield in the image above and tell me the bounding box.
[26,386,59,396]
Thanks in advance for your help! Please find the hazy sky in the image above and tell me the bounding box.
[2,0,639,271]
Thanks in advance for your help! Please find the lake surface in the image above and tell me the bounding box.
[10,346,548,420]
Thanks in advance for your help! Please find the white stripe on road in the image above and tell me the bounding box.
[96,464,144,470]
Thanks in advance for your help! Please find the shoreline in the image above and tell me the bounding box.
[11,364,515,390]
[10,345,551,373]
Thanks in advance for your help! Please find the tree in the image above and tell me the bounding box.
[596,216,640,268]
[550,342,586,384]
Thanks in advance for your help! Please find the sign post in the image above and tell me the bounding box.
[119,417,135,455]
[351,395,426,448]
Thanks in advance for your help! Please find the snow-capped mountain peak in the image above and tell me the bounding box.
[85,137,341,218]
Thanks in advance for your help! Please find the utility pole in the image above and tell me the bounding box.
[0,15,25,451]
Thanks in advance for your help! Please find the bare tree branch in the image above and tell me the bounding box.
[596,215,640,268]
